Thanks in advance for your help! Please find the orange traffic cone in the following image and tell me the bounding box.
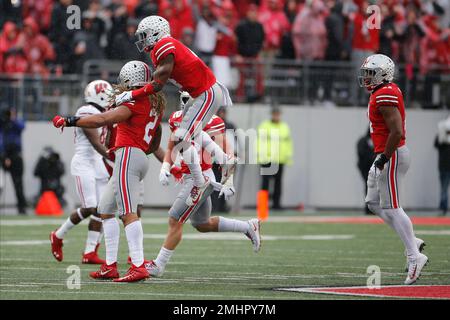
[35,191,63,216]
[257,190,269,221]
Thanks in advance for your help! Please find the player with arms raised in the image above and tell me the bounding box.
[53,61,165,282]
[359,54,427,285]
[50,80,113,264]
[114,15,236,208]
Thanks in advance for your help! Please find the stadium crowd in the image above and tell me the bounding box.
[0,0,449,77]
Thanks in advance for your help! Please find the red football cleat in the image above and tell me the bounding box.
[50,230,63,262]
[82,251,106,264]
[90,263,119,280]
[113,264,149,282]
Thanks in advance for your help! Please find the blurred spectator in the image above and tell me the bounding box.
[134,0,159,20]
[22,17,56,77]
[232,0,256,19]
[258,0,290,56]
[160,0,195,40]
[257,106,293,210]
[0,108,26,214]
[350,1,379,105]
[180,26,195,49]
[325,0,346,61]
[71,12,106,74]
[235,3,265,102]
[356,128,375,215]
[22,0,54,32]
[109,18,147,61]
[34,146,66,207]
[0,21,28,75]
[193,2,218,65]
[106,0,129,56]
[49,0,76,73]
[292,0,328,61]
[0,0,22,28]
[434,115,450,216]
[212,5,237,89]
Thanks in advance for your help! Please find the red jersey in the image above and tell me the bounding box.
[114,96,163,153]
[151,36,216,98]
[168,111,225,173]
[368,82,406,153]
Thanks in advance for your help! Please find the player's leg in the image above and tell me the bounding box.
[127,180,145,264]
[378,146,427,284]
[113,147,149,282]
[90,178,120,280]
[174,84,227,204]
[50,174,97,262]
[81,178,109,264]
[147,177,200,277]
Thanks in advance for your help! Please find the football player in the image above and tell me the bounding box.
[145,92,261,278]
[114,15,236,209]
[359,54,427,285]
[53,61,165,282]
[50,80,113,264]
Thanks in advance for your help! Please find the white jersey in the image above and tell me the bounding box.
[70,104,109,179]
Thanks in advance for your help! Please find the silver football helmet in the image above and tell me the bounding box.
[118,60,151,89]
[135,15,171,52]
[359,54,395,90]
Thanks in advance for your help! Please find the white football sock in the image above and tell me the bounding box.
[103,218,120,265]
[84,230,100,254]
[154,247,174,269]
[182,145,205,186]
[383,208,420,259]
[218,217,249,233]
[125,220,144,267]
[200,131,228,164]
[55,218,75,239]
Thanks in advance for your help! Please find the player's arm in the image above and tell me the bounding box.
[132,55,174,98]
[163,136,175,166]
[378,106,403,162]
[83,128,109,159]
[214,133,234,157]
[53,106,132,129]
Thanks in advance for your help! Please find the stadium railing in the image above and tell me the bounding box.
[0,59,448,119]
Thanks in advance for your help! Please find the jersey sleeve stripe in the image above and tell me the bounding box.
[376,100,399,104]
[376,95,398,99]
[155,42,174,57]
[207,128,225,135]
[208,124,226,130]
[156,46,176,62]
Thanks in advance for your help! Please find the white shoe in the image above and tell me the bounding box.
[220,156,238,184]
[245,219,261,253]
[186,176,210,206]
[404,238,426,272]
[144,260,164,277]
[404,253,428,285]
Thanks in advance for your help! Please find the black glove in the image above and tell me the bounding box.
[373,153,389,170]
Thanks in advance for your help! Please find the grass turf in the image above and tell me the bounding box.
[0,211,449,300]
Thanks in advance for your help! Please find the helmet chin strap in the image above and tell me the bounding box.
[88,102,105,112]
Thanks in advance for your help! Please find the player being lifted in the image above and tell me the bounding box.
[50,80,113,264]
[359,54,427,285]
[114,15,236,208]
[145,92,261,277]
[53,61,164,282]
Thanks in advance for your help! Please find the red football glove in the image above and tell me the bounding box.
[170,166,183,182]
[52,115,66,128]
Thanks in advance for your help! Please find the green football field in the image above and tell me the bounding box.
[0,211,449,300]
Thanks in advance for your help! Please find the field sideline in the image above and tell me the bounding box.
[1,211,449,300]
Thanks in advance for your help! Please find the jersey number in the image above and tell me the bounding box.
[144,112,159,144]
